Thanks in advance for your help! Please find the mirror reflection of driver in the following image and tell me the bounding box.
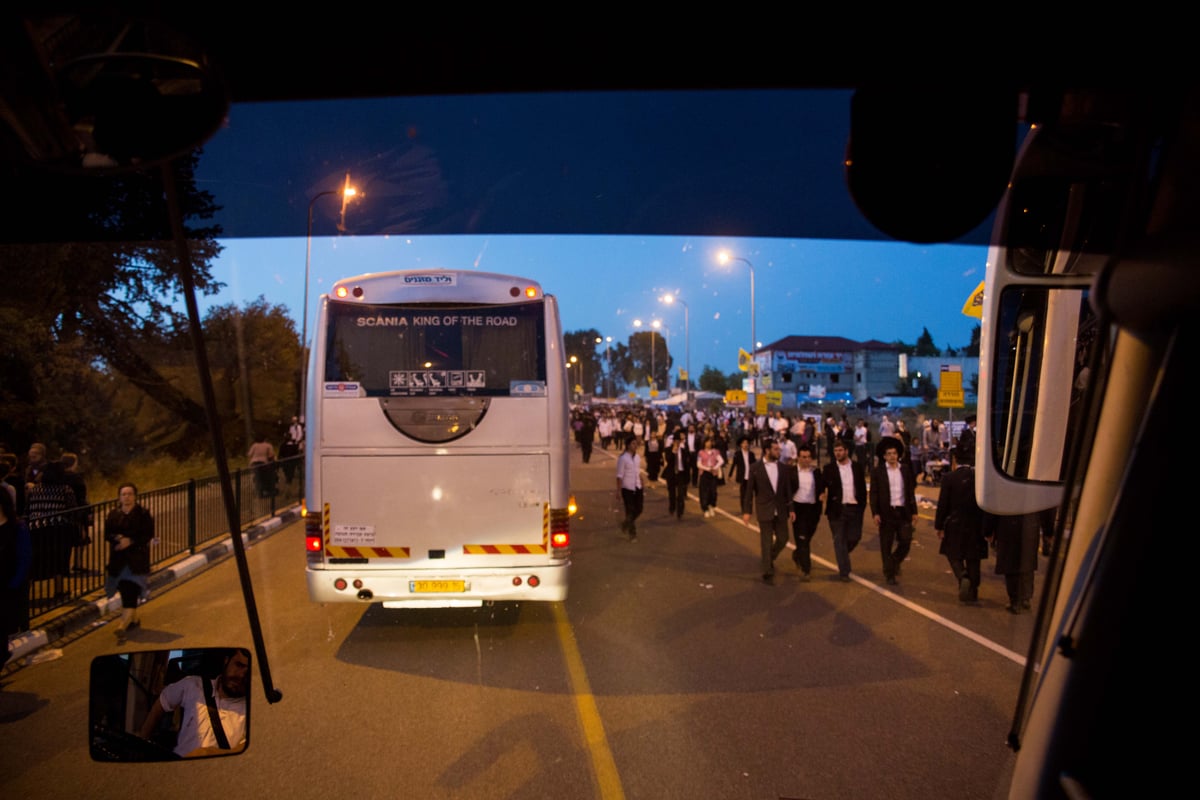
[138,648,250,757]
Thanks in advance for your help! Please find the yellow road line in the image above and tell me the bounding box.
[552,602,626,800]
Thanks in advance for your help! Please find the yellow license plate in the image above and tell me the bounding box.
[410,580,466,593]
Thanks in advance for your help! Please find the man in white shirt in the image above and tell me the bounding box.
[869,437,919,585]
[615,436,644,541]
[820,441,867,581]
[779,435,797,465]
[790,443,825,579]
[139,648,250,757]
[879,415,895,438]
[740,439,796,584]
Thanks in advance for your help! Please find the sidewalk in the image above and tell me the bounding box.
[3,504,302,676]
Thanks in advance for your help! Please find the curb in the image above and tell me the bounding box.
[4,506,302,674]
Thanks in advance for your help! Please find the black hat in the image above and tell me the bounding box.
[953,439,975,465]
[875,436,904,458]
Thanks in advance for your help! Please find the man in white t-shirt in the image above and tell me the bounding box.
[615,436,644,541]
[139,648,250,757]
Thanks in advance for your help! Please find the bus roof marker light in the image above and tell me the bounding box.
[524,286,538,298]
[334,285,349,298]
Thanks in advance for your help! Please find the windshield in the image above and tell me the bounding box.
[325,300,548,396]
[4,19,1067,797]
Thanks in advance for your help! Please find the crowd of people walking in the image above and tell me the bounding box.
[577,402,1053,612]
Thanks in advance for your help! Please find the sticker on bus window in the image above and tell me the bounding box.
[323,382,363,397]
[510,381,547,396]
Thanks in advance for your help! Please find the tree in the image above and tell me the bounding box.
[621,331,671,393]
[563,329,604,396]
[202,298,303,455]
[915,327,939,356]
[698,365,728,393]
[965,324,981,357]
[893,371,937,400]
[0,152,224,460]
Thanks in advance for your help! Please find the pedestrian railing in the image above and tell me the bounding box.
[25,456,304,621]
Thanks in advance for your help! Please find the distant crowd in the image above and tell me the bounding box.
[577,402,1053,612]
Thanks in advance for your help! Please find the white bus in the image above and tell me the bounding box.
[303,269,571,607]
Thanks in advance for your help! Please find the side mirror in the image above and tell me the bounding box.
[89,648,251,762]
[976,119,1127,513]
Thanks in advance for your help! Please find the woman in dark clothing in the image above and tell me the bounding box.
[26,460,77,600]
[104,482,155,642]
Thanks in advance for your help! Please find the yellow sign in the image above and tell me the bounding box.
[962,280,985,319]
[738,348,753,372]
[649,389,658,398]
[679,369,688,381]
[755,391,781,414]
[938,365,965,408]
[725,389,747,405]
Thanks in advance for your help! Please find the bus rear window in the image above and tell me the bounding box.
[323,301,547,397]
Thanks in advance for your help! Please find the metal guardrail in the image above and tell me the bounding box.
[24,455,304,620]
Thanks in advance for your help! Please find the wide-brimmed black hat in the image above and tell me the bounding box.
[876,435,904,458]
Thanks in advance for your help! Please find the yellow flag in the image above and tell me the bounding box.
[738,348,752,372]
[962,280,985,319]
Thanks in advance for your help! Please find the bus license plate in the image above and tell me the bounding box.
[410,580,466,593]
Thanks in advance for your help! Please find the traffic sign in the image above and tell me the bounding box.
[938,364,964,408]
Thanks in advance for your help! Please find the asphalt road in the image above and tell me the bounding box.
[0,445,1042,799]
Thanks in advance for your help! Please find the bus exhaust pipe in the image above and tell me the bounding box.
[357,589,373,601]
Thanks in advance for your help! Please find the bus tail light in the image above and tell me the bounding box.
[549,506,570,555]
[305,516,324,563]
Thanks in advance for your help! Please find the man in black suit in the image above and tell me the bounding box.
[789,443,825,579]
[727,435,757,512]
[662,433,690,519]
[934,440,987,602]
[684,423,701,487]
[869,436,919,585]
[821,440,867,581]
[740,438,795,584]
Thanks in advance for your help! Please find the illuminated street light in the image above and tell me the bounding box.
[660,293,689,397]
[717,250,756,399]
[596,335,612,398]
[568,355,583,401]
[634,318,667,396]
[300,174,357,421]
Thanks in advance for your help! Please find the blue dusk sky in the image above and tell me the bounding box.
[207,233,985,379]
[195,89,991,377]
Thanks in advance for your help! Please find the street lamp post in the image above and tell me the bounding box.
[660,293,689,399]
[300,176,357,422]
[717,250,756,401]
[596,336,612,399]
[632,319,659,398]
[568,355,584,402]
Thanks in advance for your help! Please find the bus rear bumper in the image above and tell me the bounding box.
[305,563,569,606]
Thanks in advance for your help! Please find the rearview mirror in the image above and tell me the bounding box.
[90,648,251,762]
[1,13,229,174]
[976,120,1119,514]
